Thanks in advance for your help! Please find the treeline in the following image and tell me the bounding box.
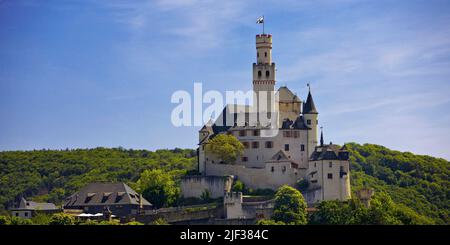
[346,143,449,224]
[0,147,197,211]
[0,144,448,224]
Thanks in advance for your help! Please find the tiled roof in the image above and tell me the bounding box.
[64,182,152,208]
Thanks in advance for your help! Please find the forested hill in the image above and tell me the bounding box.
[0,144,448,224]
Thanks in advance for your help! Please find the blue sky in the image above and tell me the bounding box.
[0,0,449,159]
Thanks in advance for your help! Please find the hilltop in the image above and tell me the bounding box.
[0,144,448,224]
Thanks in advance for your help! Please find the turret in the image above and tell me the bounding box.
[253,34,276,114]
[303,87,318,158]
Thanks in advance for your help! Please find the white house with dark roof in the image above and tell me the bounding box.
[185,31,352,205]
[63,182,152,218]
[10,197,59,219]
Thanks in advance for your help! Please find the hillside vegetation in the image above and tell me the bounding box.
[0,144,448,224]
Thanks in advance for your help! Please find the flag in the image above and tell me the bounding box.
[256,16,264,24]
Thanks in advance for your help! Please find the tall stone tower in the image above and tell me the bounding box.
[253,34,276,114]
[303,89,318,158]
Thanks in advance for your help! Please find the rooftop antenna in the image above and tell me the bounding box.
[307,83,311,92]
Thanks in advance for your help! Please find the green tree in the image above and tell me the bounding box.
[49,213,75,225]
[272,185,307,225]
[136,169,179,208]
[256,219,286,225]
[232,180,245,192]
[205,134,244,164]
[125,221,144,225]
[31,212,52,225]
[152,218,169,225]
[9,216,33,225]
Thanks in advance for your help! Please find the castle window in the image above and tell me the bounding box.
[307,119,311,125]
[243,142,249,149]
[242,157,248,162]
[266,70,270,77]
[301,144,305,151]
[293,131,299,138]
[283,131,292,137]
[314,162,317,168]
[284,144,290,151]
[265,52,267,57]
[258,70,262,77]
[239,130,247,137]
[265,141,273,148]
[257,52,259,58]
[252,141,259,149]
[327,173,333,179]
[329,162,333,168]
[271,166,274,172]
[253,130,260,136]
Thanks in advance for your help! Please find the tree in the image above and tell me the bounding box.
[205,134,244,164]
[49,213,75,225]
[136,169,179,208]
[272,185,307,225]
[256,219,285,225]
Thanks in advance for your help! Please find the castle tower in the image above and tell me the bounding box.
[303,88,318,158]
[253,34,276,114]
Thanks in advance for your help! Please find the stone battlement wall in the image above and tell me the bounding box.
[180,175,233,198]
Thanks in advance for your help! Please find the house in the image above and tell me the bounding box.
[10,197,59,219]
[63,182,152,218]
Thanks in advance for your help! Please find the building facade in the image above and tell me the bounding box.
[194,32,351,205]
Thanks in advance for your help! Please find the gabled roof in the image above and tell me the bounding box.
[277,86,301,103]
[281,115,310,130]
[310,143,349,161]
[12,198,57,211]
[64,182,152,208]
[270,150,290,162]
[303,91,318,114]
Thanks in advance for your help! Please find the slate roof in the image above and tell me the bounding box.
[303,91,318,114]
[281,115,311,130]
[64,182,152,208]
[11,198,57,211]
[310,144,349,161]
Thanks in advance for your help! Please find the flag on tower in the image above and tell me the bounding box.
[256,16,264,24]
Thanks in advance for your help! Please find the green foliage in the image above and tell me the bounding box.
[200,189,211,202]
[136,169,180,208]
[346,143,449,224]
[231,180,245,192]
[296,178,309,192]
[9,216,33,225]
[205,134,244,164]
[311,192,435,225]
[151,218,169,225]
[125,221,144,225]
[31,212,52,225]
[0,215,8,225]
[256,219,286,225]
[49,213,75,225]
[272,185,307,225]
[0,148,196,210]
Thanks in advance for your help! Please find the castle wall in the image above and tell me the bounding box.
[205,161,303,190]
[306,160,351,203]
[180,175,233,198]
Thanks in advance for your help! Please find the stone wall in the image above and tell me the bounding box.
[205,161,303,190]
[180,175,233,198]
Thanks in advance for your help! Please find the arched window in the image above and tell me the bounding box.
[266,70,270,77]
[258,71,262,77]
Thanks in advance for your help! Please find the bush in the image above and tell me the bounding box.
[49,213,75,225]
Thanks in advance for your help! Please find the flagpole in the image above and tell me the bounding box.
[263,15,265,34]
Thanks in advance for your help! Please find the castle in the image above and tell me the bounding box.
[182,32,351,206]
